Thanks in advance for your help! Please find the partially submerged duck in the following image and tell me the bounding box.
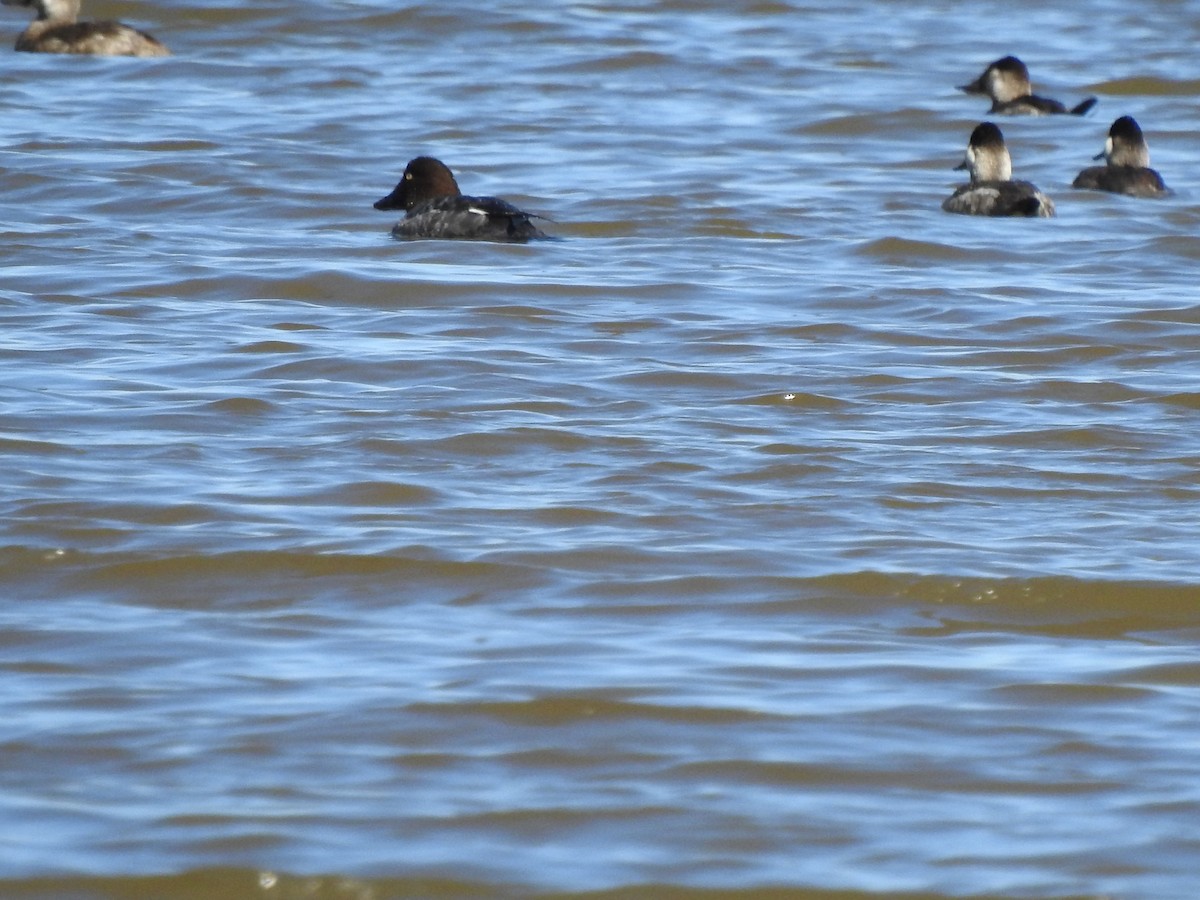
[2,0,169,56]
[942,122,1055,217]
[374,156,549,242]
[1072,116,1169,198]
[958,56,1095,116]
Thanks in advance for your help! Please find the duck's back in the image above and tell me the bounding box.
[393,195,547,242]
[1072,165,1167,198]
[992,95,1067,116]
[942,180,1055,217]
[991,95,1096,116]
[17,20,169,56]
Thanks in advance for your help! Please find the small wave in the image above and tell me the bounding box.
[232,340,308,354]
[0,546,543,610]
[204,397,275,415]
[1148,235,1200,261]
[0,869,996,900]
[1091,76,1200,96]
[408,695,776,726]
[554,568,1200,635]
[855,236,986,263]
[1158,391,1200,410]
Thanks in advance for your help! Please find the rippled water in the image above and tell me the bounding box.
[3,1,1200,898]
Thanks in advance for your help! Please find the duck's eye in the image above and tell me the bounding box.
[405,173,413,181]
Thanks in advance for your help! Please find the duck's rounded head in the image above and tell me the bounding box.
[955,122,1012,183]
[374,157,462,212]
[1097,115,1151,168]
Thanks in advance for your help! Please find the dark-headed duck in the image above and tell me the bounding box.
[959,56,1095,116]
[1072,116,1168,198]
[943,122,1055,217]
[374,156,549,242]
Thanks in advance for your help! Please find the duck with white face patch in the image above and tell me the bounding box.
[942,122,1055,218]
[1073,116,1169,198]
[958,56,1095,116]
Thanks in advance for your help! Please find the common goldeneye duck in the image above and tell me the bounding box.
[958,56,1096,116]
[1072,115,1169,198]
[2,0,168,56]
[942,122,1055,217]
[374,156,549,242]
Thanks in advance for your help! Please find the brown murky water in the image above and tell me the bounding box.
[3,1,1200,898]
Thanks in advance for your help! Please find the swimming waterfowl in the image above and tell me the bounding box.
[959,56,1095,116]
[2,0,168,56]
[1072,116,1168,198]
[942,122,1055,217]
[374,156,549,242]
